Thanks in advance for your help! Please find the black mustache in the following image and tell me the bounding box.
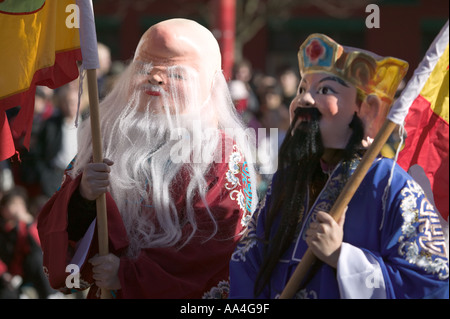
[291,107,322,130]
[294,107,321,118]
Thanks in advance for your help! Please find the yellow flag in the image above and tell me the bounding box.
[0,0,82,160]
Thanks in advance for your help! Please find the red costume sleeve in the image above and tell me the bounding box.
[37,172,128,292]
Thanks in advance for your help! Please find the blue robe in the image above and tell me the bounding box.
[229,157,449,299]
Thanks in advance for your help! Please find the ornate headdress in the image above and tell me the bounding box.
[298,34,409,104]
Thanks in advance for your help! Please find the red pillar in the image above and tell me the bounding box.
[211,0,236,81]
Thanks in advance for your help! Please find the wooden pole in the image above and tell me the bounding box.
[86,69,112,299]
[279,119,398,299]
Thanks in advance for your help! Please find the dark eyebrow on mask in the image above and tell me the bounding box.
[318,76,349,87]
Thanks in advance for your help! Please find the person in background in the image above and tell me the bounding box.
[34,80,79,197]
[97,42,112,99]
[277,65,300,109]
[232,59,260,114]
[0,187,54,298]
[228,79,249,115]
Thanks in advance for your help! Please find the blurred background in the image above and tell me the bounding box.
[92,0,448,80]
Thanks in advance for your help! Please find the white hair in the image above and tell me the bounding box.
[72,61,258,257]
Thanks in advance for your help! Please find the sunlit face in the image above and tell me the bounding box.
[131,61,200,115]
[131,19,220,115]
[289,72,359,149]
[0,196,26,221]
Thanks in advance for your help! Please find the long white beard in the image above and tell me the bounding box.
[72,62,258,258]
[108,109,227,257]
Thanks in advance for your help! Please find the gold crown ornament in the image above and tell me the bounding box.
[298,34,409,104]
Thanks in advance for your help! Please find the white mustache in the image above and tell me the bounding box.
[139,84,166,95]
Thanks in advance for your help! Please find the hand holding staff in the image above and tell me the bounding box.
[85,69,112,299]
[77,0,111,299]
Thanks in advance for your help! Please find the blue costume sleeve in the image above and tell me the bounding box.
[361,161,448,299]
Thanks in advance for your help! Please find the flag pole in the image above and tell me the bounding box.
[85,69,111,299]
[77,0,111,299]
[279,119,397,299]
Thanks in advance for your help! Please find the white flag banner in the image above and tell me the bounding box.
[76,0,100,71]
[387,20,449,125]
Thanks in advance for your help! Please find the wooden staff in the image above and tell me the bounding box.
[86,68,112,299]
[279,119,398,299]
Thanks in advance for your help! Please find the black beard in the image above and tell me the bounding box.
[254,107,324,296]
[279,107,324,170]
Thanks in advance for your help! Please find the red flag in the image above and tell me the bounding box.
[397,21,449,221]
[0,112,15,160]
[0,0,82,161]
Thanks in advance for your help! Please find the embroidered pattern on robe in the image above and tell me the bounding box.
[398,180,449,280]
[225,145,253,227]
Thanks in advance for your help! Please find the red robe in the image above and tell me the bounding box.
[37,143,253,299]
